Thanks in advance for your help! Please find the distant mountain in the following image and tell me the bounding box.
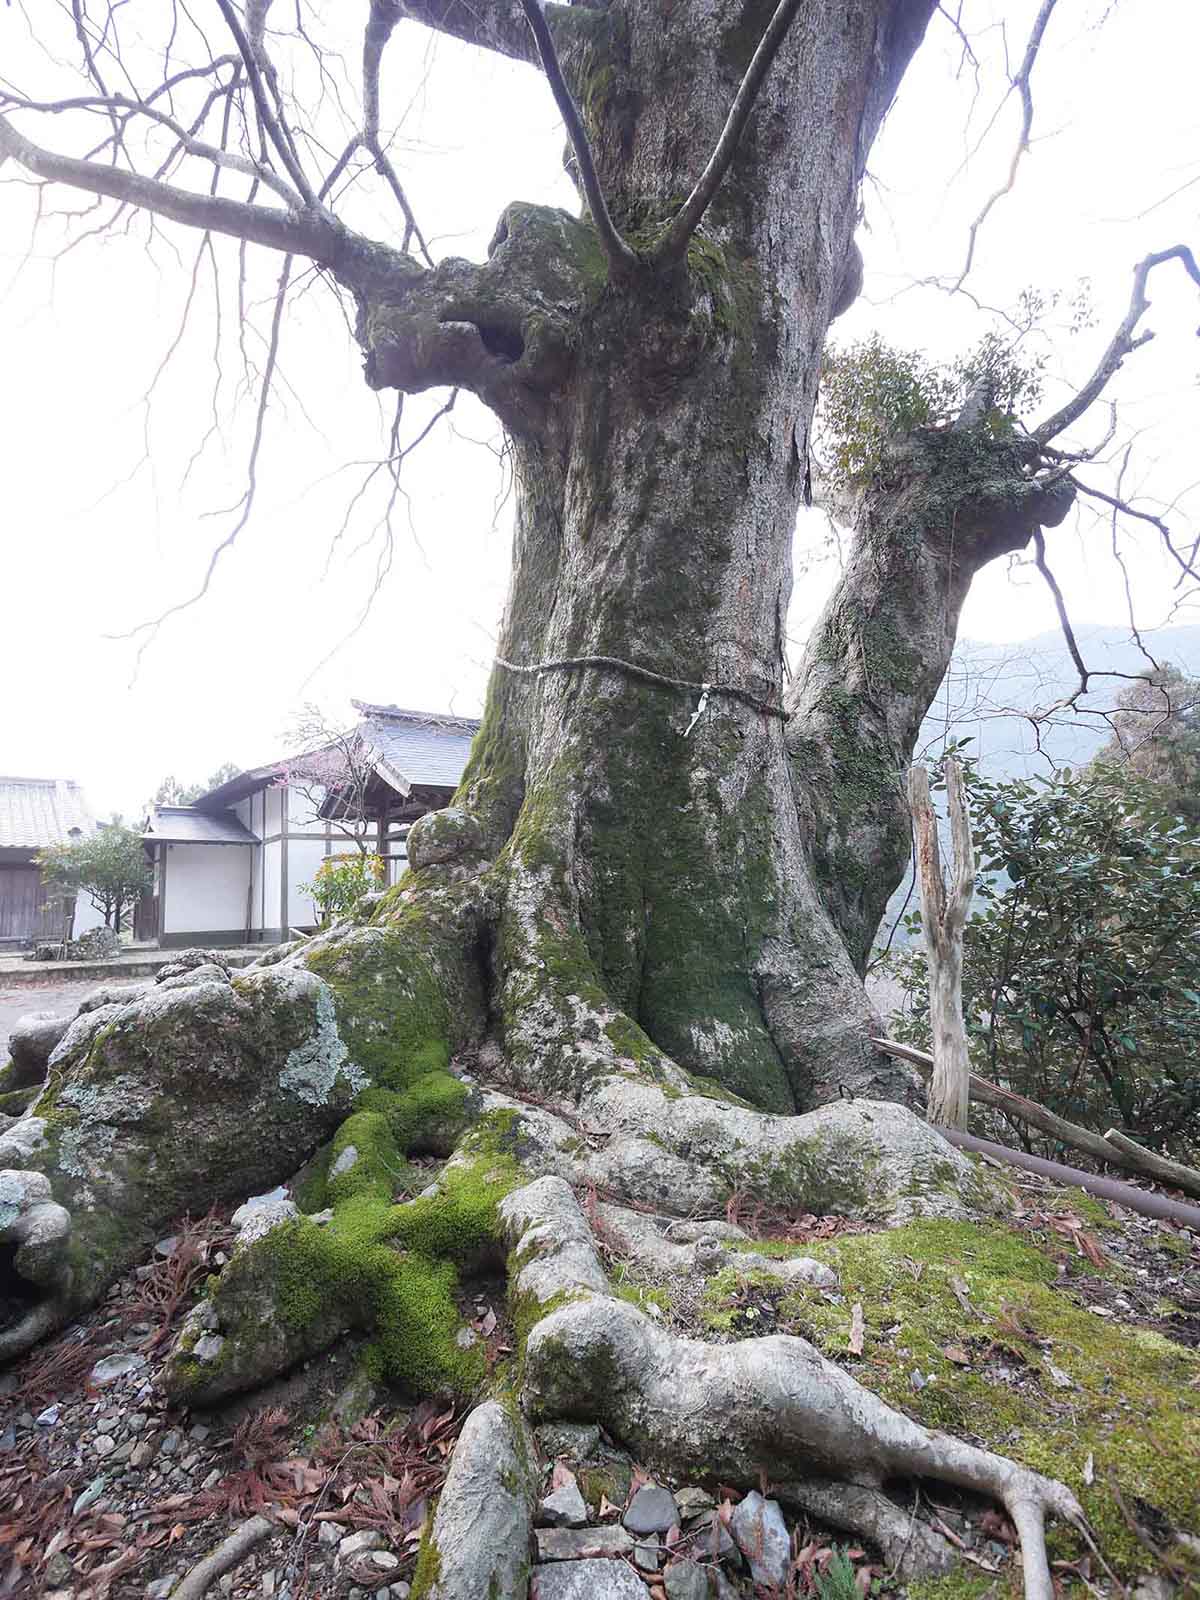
[875,622,1200,950]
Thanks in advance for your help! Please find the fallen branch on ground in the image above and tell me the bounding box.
[871,1037,1200,1201]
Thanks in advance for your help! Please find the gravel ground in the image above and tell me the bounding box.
[0,979,94,1060]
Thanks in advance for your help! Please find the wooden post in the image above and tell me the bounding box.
[908,757,975,1131]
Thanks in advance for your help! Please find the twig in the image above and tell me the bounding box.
[951,0,1060,290]
[214,0,317,206]
[516,0,637,276]
[172,1514,275,1600]
[1031,528,1089,699]
[655,0,804,264]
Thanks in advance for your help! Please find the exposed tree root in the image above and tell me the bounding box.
[501,1176,1090,1600]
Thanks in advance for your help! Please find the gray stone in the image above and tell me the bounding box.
[230,1186,291,1225]
[369,1553,400,1571]
[7,1012,72,1086]
[338,1531,385,1563]
[192,1334,226,1362]
[36,1403,59,1426]
[90,1352,147,1385]
[535,1526,633,1562]
[623,1482,678,1536]
[420,1400,536,1600]
[155,1237,179,1258]
[158,1429,181,1457]
[202,1469,223,1491]
[318,1521,348,1547]
[535,1421,601,1462]
[633,1534,661,1572]
[45,1551,73,1585]
[539,1481,588,1528]
[130,1441,156,1468]
[687,1510,735,1559]
[673,1487,715,1518]
[664,1563,710,1600]
[729,1492,789,1589]
[190,1423,211,1442]
[145,1579,176,1599]
[529,1559,647,1599]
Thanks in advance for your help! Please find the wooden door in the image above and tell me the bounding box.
[0,866,45,940]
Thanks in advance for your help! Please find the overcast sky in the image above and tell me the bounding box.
[1,0,1196,819]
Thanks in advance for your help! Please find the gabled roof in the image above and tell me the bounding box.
[192,762,285,811]
[353,703,480,795]
[189,703,481,816]
[0,776,95,850]
[143,806,258,845]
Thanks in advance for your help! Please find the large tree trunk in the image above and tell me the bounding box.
[0,5,1101,1593]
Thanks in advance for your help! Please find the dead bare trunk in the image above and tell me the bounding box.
[909,758,974,1131]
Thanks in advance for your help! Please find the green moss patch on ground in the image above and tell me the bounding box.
[701,1217,1200,1577]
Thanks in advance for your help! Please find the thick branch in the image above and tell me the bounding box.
[214,0,317,206]
[516,0,637,275]
[1034,246,1200,445]
[655,0,804,264]
[384,0,549,62]
[0,114,333,257]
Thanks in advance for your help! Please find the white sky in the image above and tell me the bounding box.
[0,0,1196,818]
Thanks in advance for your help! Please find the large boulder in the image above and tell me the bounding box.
[4,1012,73,1089]
[0,959,368,1358]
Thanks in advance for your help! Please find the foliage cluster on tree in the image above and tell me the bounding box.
[1091,664,1200,826]
[37,823,153,933]
[149,763,242,810]
[887,761,1200,1160]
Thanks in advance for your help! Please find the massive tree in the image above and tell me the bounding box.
[1,5,1196,1596]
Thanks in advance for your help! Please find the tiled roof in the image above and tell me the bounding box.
[144,806,258,845]
[0,777,95,850]
[352,703,480,793]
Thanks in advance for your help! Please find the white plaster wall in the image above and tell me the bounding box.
[163,843,252,935]
[72,892,107,935]
[262,838,282,933]
[263,786,283,838]
[287,838,327,928]
[287,783,329,833]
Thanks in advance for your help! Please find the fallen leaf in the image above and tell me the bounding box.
[848,1302,865,1355]
[943,1344,971,1366]
[480,1307,498,1338]
[598,1494,620,1520]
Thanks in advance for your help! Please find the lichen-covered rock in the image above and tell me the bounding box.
[0,964,366,1358]
[414,1400,536,1600]
[5,1013,72,1088]
[77,981,151,1014]
[405,806,484,870]
[154,948,231,983]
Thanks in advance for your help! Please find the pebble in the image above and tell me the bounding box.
[145,1577,176,1599]
[318,1521,347,1547]
[74,1476,108,1514]
[130,1441,157,1468]
[36,1404,60,1427]
[673,1485,715,1518]
[159,1429,182,1457]
[370,1552,400,1571]
[687,1508,735,1559]
[189,1423,211,1443]
[338,1529,386,1562]
[633,1533,661,1572]
[623,1483,679,1536]
[730,1491,790,1589]
[202,1468,223,1491]
[93,1434,117,1458]
[155,1236,179,1258]
[90,1352,147,1385]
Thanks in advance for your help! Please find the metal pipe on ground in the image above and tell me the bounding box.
[937,1127,1200,1232]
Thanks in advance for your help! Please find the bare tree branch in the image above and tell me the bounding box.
[1035,245,1200,445]
[385,0,544,63]
[951,0,1060,291]
[0,112,332,255]
[213,0,318,205]
[655,0,804,265]
[516,0,638,276]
